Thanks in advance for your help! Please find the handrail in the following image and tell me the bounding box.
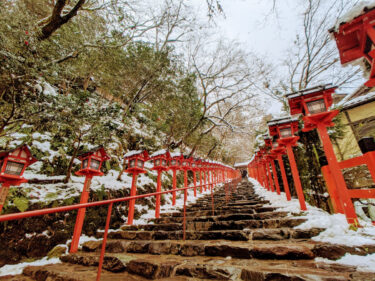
[0,184,207,222]
[0,177,241,281]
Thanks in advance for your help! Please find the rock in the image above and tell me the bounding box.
[291,228,325,239]
[126,259,178,279]
[148,242,180,255]
[180,243,204,256]
[205,244,251,258]
[252,229,290,240]
[106,241,127,253]
[312,243,375,260]
[251,245,315,259]
[47,245,67,259]
[103,256,126,272]
[82,240,102,252]
[240,269,306,281]
[126,241,150,253]
[175,265,232,280]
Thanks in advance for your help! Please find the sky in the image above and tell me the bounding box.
[190,0,365,116]
[190,0,305,115]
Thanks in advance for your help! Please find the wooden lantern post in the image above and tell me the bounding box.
[169,153,183,206]
[270,139,291,201]
[70,146,110,253]
[149,150,170,218]
[268,117,307,211]
[264,136,281,195]
[286,85,358,224]
[123,150,149,225]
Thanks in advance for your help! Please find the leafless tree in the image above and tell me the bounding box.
[168,38,257,153]
[255,0,363,103]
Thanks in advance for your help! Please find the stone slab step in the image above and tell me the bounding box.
[82,239,319,260]
[106,229,250,241]
[149,211,289,224]
[55,252,367,281]
[120,218,306,232]
[21,263,203,281]
[160,207,279,217]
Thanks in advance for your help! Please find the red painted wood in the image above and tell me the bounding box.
[127,173,138,225]
[317,124,358,224]
[277,155,291,201]
[285,144,307,211]
[271,160,281,195]
[70,175,92,253]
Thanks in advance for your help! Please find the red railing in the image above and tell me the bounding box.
[321,150,375,215]
[0,176,240,280]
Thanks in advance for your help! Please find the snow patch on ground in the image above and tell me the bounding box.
[249,177,375,246]
[316,253,375,272]
[249,177,375,271]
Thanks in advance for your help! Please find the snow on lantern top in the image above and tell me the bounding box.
[263,134,272,147]
[329,4,375,87]
[267,116,299,139]
[0,145,37,184]
[76,146,110,177]
[195,158,203,169]
[150,150,170,171]
[285,84,336,116]
[124,150,149,174]
[169,152,183,169]
[180,155,193,170]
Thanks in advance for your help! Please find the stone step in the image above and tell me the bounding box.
[120,217,306,232]
[21,262,200,281]
[160,206,278,217]
[51,251,369,281]
[82,239,320,260]
[106,229,250,241]
[149,211,289,224]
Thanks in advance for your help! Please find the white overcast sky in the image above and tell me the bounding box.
[190,0,306,115]
[190,0,364,115]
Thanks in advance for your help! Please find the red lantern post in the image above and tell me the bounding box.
[181,155,193,201]
[286,85,358,224]
[268,117,307,211]
[264,135,281,195]
[0,145,37,213]
[169,153,183,206]
[70,146,110,253]
[123,150,149,225]
[196,159,204,193]
[191,158,198,197]
[271,139,292,200]
[149,150,170,218]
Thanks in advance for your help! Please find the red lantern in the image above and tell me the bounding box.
[0,145,37,184]
[285,85,338,132]
[124,150,149,174]
[169,153,183,170]
[330,6,375,87]
[0,145,37,213]
[76,146,110,177]
[150,150,170,171]
[181,155,192,170]
[286,85,359,224]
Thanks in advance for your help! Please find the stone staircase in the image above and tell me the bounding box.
[6,180,375,280]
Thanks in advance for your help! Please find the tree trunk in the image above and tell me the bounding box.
[39,0,86,40]
[64,139,81,183]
